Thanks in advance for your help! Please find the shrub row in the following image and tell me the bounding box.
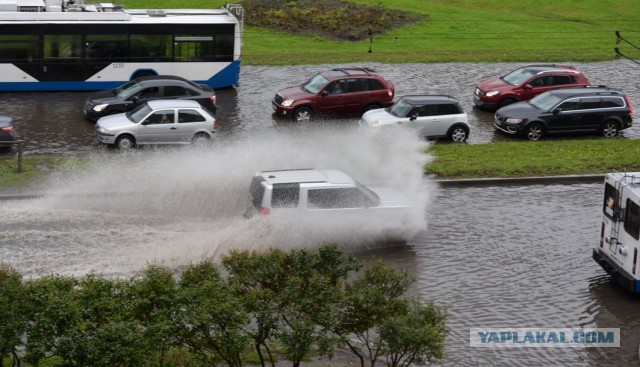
[0,245,447,367]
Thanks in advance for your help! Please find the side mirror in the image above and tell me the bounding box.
[552,108,563,114]
[410,114,418,121]
[524,84,533,90]
[131,96,139,102]
[320,91,328,97]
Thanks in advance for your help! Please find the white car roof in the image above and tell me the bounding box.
[258,169,355,186]
[146,99,201,109]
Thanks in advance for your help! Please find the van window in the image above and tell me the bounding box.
[603,183,618,218]
[602,97,625,108]
[308,188,370,209]
[624,199,640,240]
[579,98,602,110]
[271,183,299,208]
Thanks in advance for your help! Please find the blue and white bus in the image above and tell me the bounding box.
[0,0,243,91]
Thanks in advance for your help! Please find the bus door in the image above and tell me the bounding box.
[41,35,84,81]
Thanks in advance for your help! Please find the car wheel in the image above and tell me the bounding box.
[448,126,468,142]
[525,123,544,141]
[498,98,517,109]
[602,120,619,138]
[115,135,135,150]
[364,104,381,113]
[192,133,211,147]
[294,107,313,122]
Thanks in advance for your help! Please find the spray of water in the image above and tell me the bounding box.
[0,125,434,276]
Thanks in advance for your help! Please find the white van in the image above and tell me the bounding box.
[593,172,640,292]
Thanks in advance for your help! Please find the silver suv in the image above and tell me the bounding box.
[245,168,413,219]
[95,99,216,149]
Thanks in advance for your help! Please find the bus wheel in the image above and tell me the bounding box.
[115,135,135,150]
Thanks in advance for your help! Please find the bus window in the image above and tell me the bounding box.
[130,34,171,62]
[84,34,128,61]
[603,183,618,218]
[44,35,82,59]
[215,32,234,61]
[624,199,640,240]
[174,36,214,61]
[0,35,40,62]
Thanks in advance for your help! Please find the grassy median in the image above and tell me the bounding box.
[426,138,640,179]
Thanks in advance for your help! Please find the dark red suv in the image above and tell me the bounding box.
[272,68,395,122]
[473,64,590,111]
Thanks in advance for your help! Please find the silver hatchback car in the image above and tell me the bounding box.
[95,99,216,149]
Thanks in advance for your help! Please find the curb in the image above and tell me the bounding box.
[432,174,604,187]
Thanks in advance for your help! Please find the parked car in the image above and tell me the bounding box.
[474,64,590,111]
[272,67,395,122]
[84,75,217,121]
[359,95,470,142]
[0,113,16,152]
[245,168,413,220]
[95,100,216,149]
[494,86,633,141]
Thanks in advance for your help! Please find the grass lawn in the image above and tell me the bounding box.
[119,0,640,64]
[426,138,640,179]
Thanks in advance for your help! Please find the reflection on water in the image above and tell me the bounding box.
[3,60,640,154]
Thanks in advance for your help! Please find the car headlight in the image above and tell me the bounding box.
[92,103,109,112]
[486,91,500,97]
[281,99,294,107]
[505,118,523,124]
[97,126,110,134]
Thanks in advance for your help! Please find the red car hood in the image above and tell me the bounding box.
[276,85,313,99]
[477,76,511,92]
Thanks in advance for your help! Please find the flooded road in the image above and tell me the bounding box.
[2,61,640,366]
[3,60,640,153]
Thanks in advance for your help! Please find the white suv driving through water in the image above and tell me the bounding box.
[244,169,416,240]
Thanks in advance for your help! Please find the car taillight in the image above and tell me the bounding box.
[213,118,217,129]
[210,95,216,105]
[600,222,605,248]
[387,88,394,98]
[260,207,270,216]
[1,126,13,133]
[625,96,633,116]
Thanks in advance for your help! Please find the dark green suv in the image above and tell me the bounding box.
[494,87,633,141]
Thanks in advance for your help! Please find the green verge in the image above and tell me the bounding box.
[118,0,640,64]
[426,138,640,179]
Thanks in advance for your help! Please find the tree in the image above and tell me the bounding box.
[129,265,181,367]
[0,264,28,367]
[176,261,250,367]
[274,245,358,367]
[335,261,414,367]
[379,298,448,367]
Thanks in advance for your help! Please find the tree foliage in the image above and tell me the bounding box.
[4,245,448,367]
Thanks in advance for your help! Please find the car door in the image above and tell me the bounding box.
[404,104,439,137]
[545,98,580,132]
[575,97,604,131]
[176,108,208,142]
[127,86,161,110]
[315,79,350,114]
[136,109,177,144]
[519,75,554,101]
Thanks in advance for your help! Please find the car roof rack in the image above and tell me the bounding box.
[332,67,376,76]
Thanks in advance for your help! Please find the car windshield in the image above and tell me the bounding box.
[126,103,152,123]
[502,68,537,86]
[388,99,413,117]
[528,92,564,110]
[114,80,143,98]
[301,74,329,94]
[355,181,381,207]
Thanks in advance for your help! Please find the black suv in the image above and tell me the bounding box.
[84,75,217,121]
[494,87,633,140]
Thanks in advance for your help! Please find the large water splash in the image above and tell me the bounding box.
[0,125,434,277]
